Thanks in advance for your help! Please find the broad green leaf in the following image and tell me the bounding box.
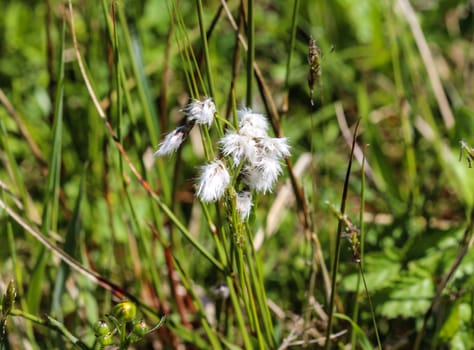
[379,275,434,318]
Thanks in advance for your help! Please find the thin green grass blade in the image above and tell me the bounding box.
[283,0,300,107]
[334,313,373,350]
[26,246,48,317]
[171,256,223,350]
[0,119,29,212]
[246,0,254,107]
[351,149,367,347]
[110,0,166,303]
[196,0,215,99]
[170,0,202,99]
[6,221,36,344]
[51,166,87,317]
[115,4,171,203]
[385,6,419,206]
[325,120,360,350]
[116,4,158,144]
[26,17,66,316]
[4,308,90,350]
[245,228,276,347]
[362,115,402,204]
[125,193,166,304]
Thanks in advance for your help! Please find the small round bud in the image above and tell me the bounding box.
[93,320,111,337]
[132,319,149,337]
[98,332,113,346]
[112,301,136,322]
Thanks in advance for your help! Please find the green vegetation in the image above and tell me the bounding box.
[1,0,474,349]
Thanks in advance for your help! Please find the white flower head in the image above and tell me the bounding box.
[238,108,269,138]
[242,157,283,193]
[219,132,257,166]
[236,191,253,220]
[256,137,291,159]
[183,98,216,127]
[197,159,230,202]
[154,126,187,157]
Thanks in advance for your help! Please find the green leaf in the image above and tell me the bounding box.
[342,253,401,292]
[439,301,460,341]
[379,275,434,318]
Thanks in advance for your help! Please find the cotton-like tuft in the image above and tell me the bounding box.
[237,109,269,138]
[242,157,283,194]
[220,132,257,166]
[154,126,187,157]
[236,191,253,220]
[182,98,216,127]
[257,137,291,159]
[197,160,230,202]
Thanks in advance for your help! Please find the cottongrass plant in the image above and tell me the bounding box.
[156,99,290,218]
[154,99,289,348]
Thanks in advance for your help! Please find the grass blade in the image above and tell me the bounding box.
[26,16,66,316]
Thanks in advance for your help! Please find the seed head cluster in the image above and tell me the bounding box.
[220,109,290,195]
[155,98,290,220]
[154,98,215,157]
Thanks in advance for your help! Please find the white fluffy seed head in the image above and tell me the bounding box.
[183,98,216,127]
[197,159,230,202]
[220,132,257,166]
[215,107,291,197]
[256,137,291,159]
[242,157,283,193]
[237,108,269,138]
[154,127,187,157]
[236,191,253,220]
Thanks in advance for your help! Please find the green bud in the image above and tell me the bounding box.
[98,332,113,346]
[112,301,136,322]
[93,320,111,337]
[1,280,16,318]
[132,319,149,337]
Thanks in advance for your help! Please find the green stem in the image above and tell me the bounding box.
[246,0,254,107]
[170,0,203,98]
[358,264,382,349]
[246,227,275,347]
[239,248,266,349]
[154,193,224,272]
[201,202,253,349]
[1,308,90,350]
[324,120,360,349]
[116,5,158,144]
[196,0,215,99]
[284,0,300,96]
